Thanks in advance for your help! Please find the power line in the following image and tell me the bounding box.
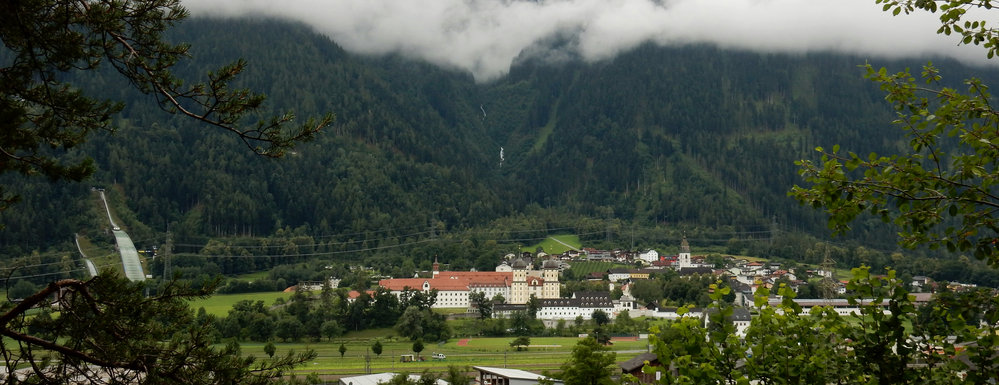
[0,262,118,282]
[173,230,438,250]
[177,238,438,259]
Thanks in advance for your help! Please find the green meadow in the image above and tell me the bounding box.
[248,335,650,377]
[520,235,581,254]
[188,291,292,317]
[183,291,649,377]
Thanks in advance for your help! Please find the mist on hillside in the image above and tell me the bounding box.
[182,0,990,81]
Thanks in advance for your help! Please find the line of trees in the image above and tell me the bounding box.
[212,285,449,343]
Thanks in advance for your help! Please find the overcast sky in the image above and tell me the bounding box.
[182,0,992,82]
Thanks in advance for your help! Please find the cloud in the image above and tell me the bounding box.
[181,0,991,82]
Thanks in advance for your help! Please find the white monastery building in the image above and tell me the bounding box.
[377,257,560,308]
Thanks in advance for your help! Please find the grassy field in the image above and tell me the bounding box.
[174,288,650,378]
[252,335,650,378]
[188,291,291,316]
[234,271,270,281]
[520,234,581,254]
[567,261,631,277]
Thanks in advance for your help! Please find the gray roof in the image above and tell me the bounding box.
[619,352,659,372]
[572,291,611,300]
[474,366,561,383]
[678,267,714,276]
[338,373,447,385]
[493,304,527,312]
[705,307,752,322]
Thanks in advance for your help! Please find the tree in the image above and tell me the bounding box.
[400,289,438,310]
[510,311,532,337]
[338,343,347,358]
[264,342,276,358]
[469,291,492,319]
[510,336,531,351]
[591,327,612,346]
[443,365,473,385]
[0,272,315,384]
[346,291,372,331]
[792,0,999,267]
[610,286,623,301]
[0,0,332,210]
[395,306,451,342]
[370,287,402,328]
[557,337,617,385]
[382,371,439,385]
[6,280,38,300]
[372,340,384,357]
[613,309,636,334]
[320,320,344,341]
[275,316,304,342]
[526,294,541,319]
[591,309,610,327]
[644,268,999,384]
[412,339,425,357]
[395,306,425,340]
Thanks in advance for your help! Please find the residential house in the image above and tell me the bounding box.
[638,249,660,263]
[618,352,662,383]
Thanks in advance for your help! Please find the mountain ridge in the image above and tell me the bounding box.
[2,17,995,259]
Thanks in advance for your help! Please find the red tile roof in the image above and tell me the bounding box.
[347,290,375,299]
[379,271,513,292]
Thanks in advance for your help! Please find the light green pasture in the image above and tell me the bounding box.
[188,291,291,316]
[248,336,648,377]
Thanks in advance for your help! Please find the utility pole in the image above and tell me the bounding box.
[769,215,778,246]
[163,230,173,280]
[820,248,837,299]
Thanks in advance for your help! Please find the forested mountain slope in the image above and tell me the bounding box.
[2,17,996,257]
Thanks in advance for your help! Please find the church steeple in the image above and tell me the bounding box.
[678,233,692,268]
[432,255,440,277]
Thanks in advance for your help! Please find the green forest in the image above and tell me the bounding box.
[3,17,999,288]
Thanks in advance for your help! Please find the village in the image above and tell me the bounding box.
[355,236,959,325]
[327,236,979,385]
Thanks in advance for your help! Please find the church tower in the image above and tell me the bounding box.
[510,257,529,304]
[678,234,692,268]
[541,257,560,299]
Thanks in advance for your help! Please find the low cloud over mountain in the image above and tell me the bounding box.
[183,0,990,81]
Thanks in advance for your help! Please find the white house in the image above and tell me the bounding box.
[608,268,633,283]
[639,249,660,263]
